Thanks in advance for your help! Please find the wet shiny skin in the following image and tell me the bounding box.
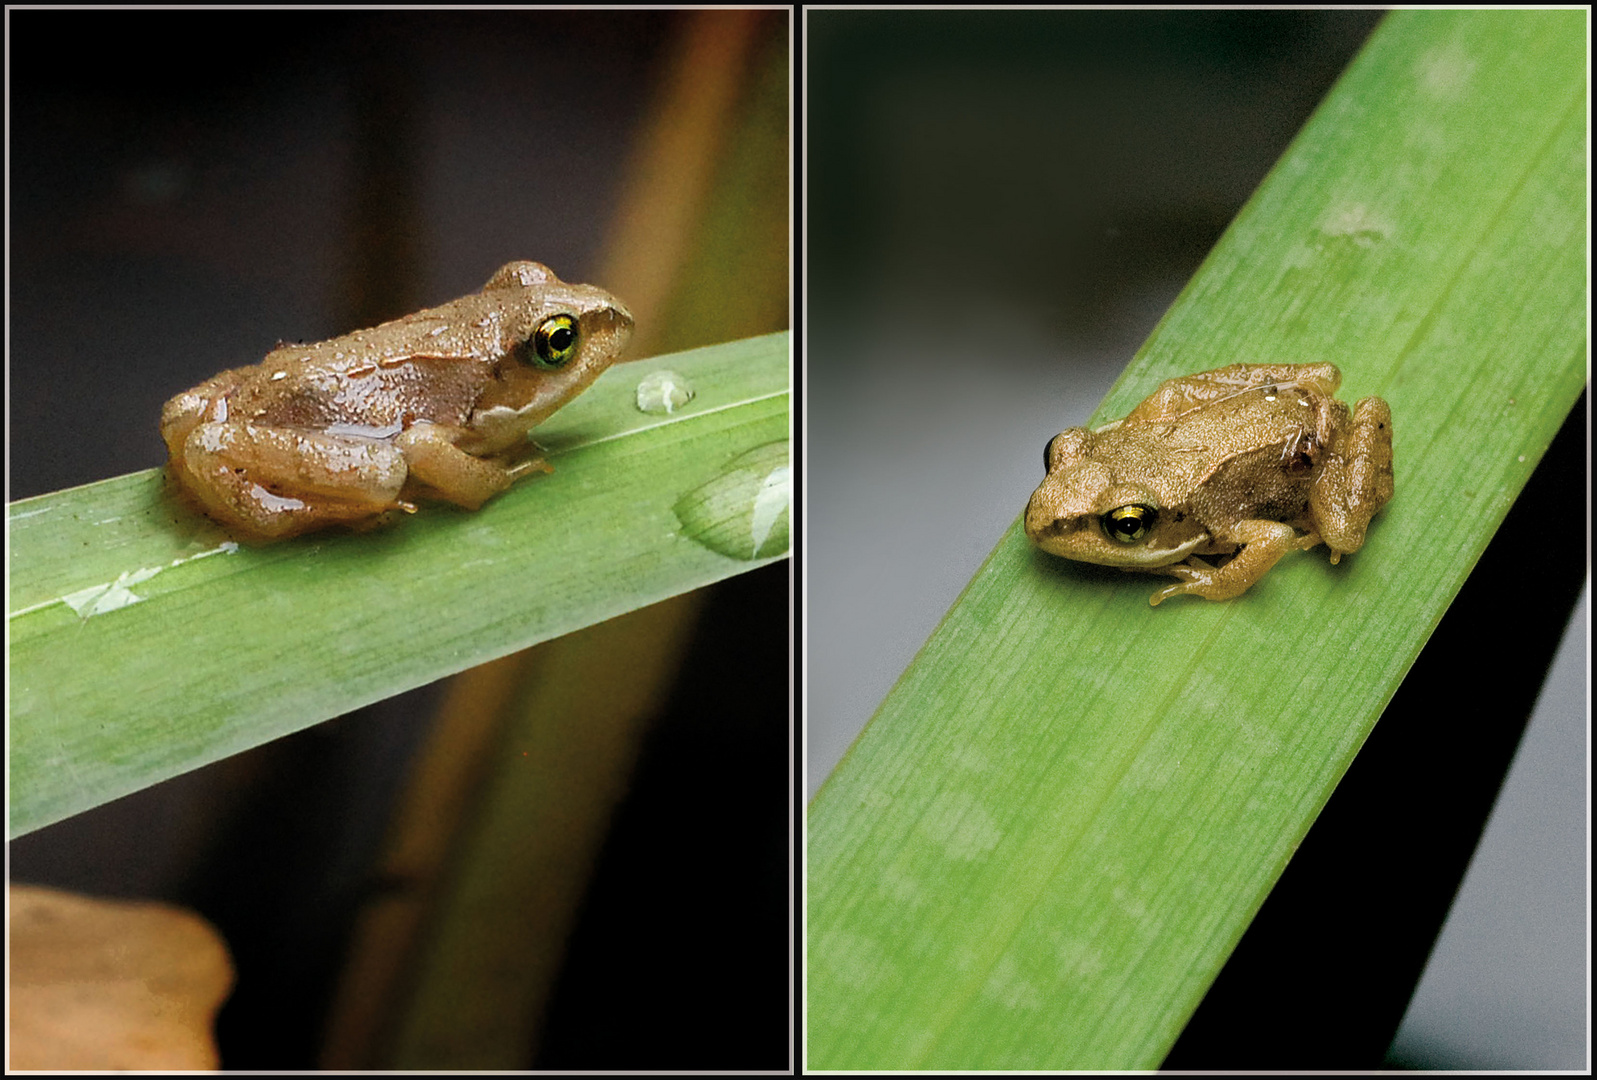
[161,262,633,541]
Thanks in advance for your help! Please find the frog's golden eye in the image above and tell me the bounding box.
[531,314,580,369]
[1103,505,1155,544]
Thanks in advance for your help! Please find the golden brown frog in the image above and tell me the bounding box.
[1024,363,1393,605]
[161,261,633,542]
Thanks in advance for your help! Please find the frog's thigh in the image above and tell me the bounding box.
[1150,520,1300,605]
[1311,395,1394,556]
[1126,363,1341,423]
[395,423,515,510]
[181,422,407,537]
[186,422,407,501]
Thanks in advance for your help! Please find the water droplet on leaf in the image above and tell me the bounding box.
[673,442,790,560]
[635,369,696,414]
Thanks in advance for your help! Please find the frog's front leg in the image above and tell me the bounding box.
[178,422,409,540]
[1310,396,1394,562]
[396,421,539,510]
[1148,519,1311,606]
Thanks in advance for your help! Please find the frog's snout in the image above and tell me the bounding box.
[1024,487,1069,545]
[608,300,635,342]
[590,299,634,354]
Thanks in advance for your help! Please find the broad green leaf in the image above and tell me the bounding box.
[9,332,789,838]
[807,10,1584,1070]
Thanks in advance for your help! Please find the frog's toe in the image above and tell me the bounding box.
[1149,578,1206,605]
[505,456,555,481]
[1147,564,1212,605]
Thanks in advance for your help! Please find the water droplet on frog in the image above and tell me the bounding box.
[635,369,696,415]
[673,442,790,560]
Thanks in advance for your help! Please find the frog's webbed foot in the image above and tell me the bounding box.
[1148,520,1301,605]
[1310,395,1394,559]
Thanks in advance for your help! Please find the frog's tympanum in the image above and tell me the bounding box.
[1025,363,1393,605]
[161,262,633,541]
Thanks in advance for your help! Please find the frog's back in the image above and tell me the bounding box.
[1113,388,1324,533]
[1186,442,1318,538]
[233,349,486,433]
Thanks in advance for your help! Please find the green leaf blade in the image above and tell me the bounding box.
[10,333,789,838]
[808,10,1583,1070]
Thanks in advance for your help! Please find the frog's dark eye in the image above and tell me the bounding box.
[531,314,580,369]
[1043,433,1060,474]
[1103,505,1155,544]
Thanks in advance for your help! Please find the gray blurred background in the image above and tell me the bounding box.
[805,9,1585,1071]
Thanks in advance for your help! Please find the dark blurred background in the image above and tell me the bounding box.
[10,8,789,1070]
[806,9,1585,1072]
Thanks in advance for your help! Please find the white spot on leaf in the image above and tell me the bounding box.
[1417,41,1476,99]
[918,790,1003,861]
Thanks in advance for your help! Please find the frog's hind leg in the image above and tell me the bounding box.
[1310,396,1394,562]
[179,422,408,540]
[1149,519,1302,605]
